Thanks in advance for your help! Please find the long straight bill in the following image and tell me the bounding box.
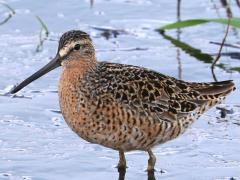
[10,55,61,94]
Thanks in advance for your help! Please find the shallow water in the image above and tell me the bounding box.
[0,0,240,179]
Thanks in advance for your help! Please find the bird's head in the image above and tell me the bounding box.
[57,30,96,66]
[10,30,95,94]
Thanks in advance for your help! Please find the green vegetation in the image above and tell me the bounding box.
[159,31,240,74]
[230,67,240,72]
[0,2,15,14]
[158,18,240,31]
[160,32,213,63]
[0,2,15,25]
[35,16,49,52]
[36,16,49,36]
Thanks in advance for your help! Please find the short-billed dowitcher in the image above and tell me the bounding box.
[10,30,236,171]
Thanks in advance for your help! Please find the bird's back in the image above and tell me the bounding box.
[88,62,235,117]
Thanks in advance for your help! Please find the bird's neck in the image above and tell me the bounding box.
[62,58,97,78]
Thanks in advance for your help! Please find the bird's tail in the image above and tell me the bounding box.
[191,80,236,114]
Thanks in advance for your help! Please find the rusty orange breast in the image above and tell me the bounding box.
[58,60,96,137]
[59,67,81,130]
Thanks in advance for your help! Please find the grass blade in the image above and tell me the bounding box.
[0,2,15,14]
[159,32,240,73]
[158,18,240,30]
[36,16,49,36]
[35,16,49,52]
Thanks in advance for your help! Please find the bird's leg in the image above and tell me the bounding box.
[117,150,127,170]
[147,149,156,172]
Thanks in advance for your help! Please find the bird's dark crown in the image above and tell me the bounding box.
[58,30,91,50]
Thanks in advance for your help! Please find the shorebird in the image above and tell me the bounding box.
[10,30,236,171]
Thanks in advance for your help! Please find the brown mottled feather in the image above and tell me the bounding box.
[55,30,237,153]
[59,61,235,151]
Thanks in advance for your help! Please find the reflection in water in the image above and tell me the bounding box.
[159,31,223,81]
[213,51,240,60]
[117,168,156,180]
[176,0,182,80]
[177,0,181,19]
[159,0,239,82]
[220,0,233,18]
[159,32,214,64]
[91,26,128,40]
[90,0,94,8]
[160,31,240,81]
[210,0,221,18]
[176,46,182,80]
[147,170,156,180]
[237,0,240,7]
[118,168,126,180]
[158,32,222,81]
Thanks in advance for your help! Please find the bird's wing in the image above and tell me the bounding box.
[88,62,235,122]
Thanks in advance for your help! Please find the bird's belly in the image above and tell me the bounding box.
[59,107,145,151]
[59,98,148,151]
[59,94,184,151]
[60,100,183,152]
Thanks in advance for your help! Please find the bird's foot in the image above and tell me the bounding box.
[116,163,127,171]
[146,166,156,172]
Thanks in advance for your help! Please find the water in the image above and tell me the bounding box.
[0,0,240,179]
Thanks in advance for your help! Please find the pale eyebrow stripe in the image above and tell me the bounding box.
[59,41,93,57]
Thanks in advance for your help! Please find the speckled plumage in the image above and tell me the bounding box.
[11,30,236,171]
[59,61,235,152]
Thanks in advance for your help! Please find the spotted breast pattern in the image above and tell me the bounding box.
[67,62,235,151]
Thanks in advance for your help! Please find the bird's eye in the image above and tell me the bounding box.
[74,44,81,50]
